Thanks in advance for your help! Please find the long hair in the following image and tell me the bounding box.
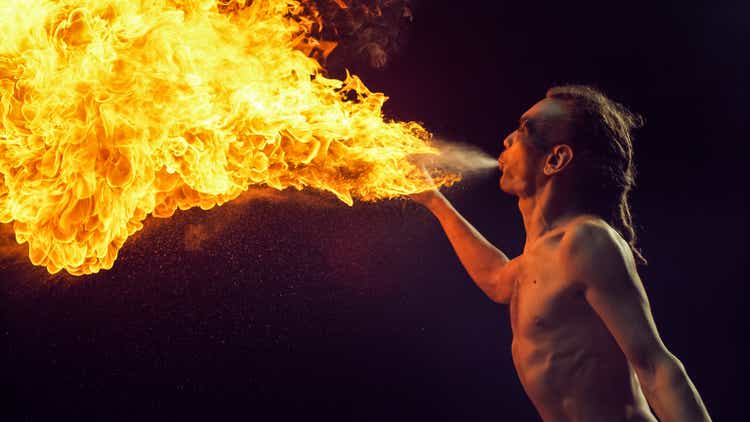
[544,85,647,265]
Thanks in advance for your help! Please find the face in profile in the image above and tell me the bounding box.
[498,98,570,197]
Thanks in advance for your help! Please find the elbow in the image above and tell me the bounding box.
[634,350,685,394]
[633,350,711,421]
[656,355,687,393]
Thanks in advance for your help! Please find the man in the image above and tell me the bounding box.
[411,85,711,422]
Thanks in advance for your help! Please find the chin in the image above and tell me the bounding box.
[498,180,510,194]
[498,179,517,196]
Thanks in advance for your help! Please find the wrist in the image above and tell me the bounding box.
[423,191,449,212]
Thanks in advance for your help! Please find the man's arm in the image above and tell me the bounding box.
[559,221,711,422]
[412,189,513,303]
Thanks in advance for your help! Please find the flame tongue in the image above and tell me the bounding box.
[0,0,457,275]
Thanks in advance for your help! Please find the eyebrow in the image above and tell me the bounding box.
[518,116,534,130]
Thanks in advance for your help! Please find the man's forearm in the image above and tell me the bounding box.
[424,195,511,301]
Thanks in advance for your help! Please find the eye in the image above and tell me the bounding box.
[518,119,532,134]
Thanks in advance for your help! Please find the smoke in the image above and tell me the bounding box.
[300,0,418,72]
[410,138,498,177]
[432,140,498,175]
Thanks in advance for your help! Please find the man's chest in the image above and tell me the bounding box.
[507,252,585,339]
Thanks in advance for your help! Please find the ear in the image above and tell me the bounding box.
[543,144,573,175]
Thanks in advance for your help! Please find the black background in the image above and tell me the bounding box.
[2,1,747,421]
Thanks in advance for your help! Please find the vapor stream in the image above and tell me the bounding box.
[433,141,498,175]
[410,140,497,177]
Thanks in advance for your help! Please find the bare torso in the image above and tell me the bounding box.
[506,220,657,422]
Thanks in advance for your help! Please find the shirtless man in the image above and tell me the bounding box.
[411,85,711,422]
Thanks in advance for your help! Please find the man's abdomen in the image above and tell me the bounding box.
[511,331,656,422]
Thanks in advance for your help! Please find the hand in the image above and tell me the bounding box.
[408,163,445,209]
[410,188,443,208]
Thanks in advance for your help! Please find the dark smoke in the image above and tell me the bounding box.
[314,0,417,71]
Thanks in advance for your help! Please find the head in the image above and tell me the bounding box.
[498,85,647,265]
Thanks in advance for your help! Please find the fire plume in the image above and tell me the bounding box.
[0,0,457,275]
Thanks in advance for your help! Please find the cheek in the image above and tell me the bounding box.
[518,151,540,172]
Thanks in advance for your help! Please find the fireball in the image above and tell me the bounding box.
[0,0,456,275]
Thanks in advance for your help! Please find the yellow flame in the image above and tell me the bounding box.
[0,0,457,275]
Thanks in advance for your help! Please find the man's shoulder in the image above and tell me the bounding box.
[558,216,636,284]
[560,216,622,254]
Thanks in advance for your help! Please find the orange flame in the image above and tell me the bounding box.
[0,0,457,275]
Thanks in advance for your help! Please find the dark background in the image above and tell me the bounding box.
[2,1,746,420]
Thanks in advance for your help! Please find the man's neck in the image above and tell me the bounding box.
[518,182,586,252]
